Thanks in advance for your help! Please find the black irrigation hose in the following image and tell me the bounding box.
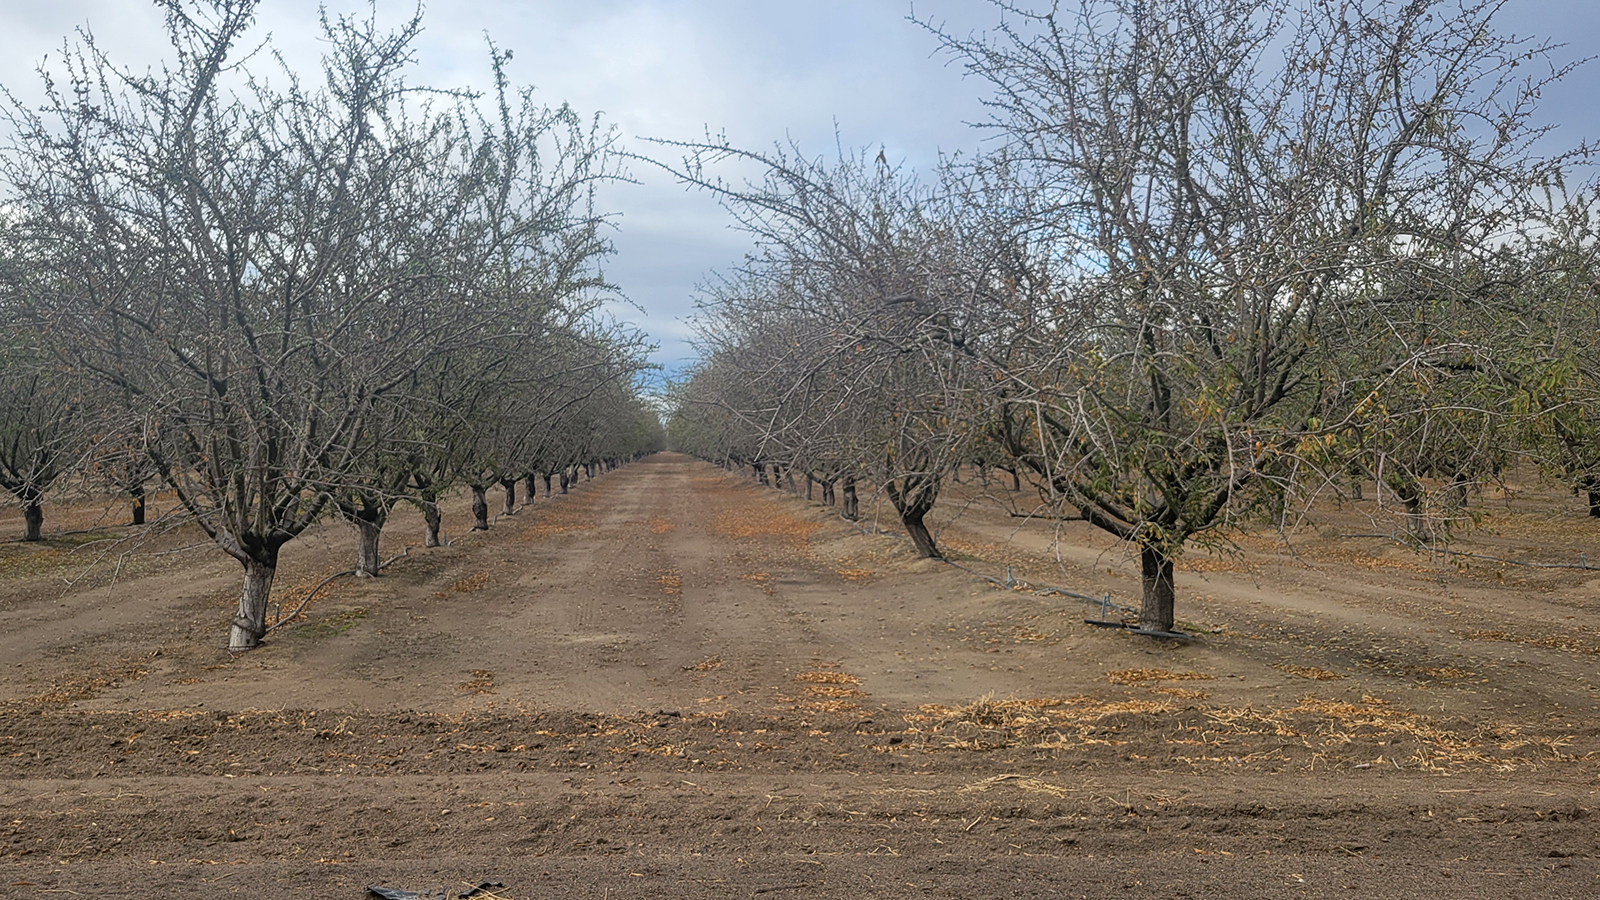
[264,547,410,636]
[937,557,1141,615]
[1338,532,1600,571]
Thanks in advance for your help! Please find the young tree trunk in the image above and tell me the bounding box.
[886,476,943,559]
[1139,543,1176,633]
[821,479,835,506]
[501,478,517,516]
[470,484,490,530]
[785,467,797,492]
[756,463,769,486]
[1010,468,1021,491]
[524,473,537,504]
[421,500,443,548]
[805,474,814,501]
[1390,477,1431,543]
[354,517,382,577]
[1579,478,1600,518]
[901,506,941,558]
[22,498,43,542]
[560,471,571,494]
[130,482,147,526]
[230,554,278,651]
[842,476,858,521]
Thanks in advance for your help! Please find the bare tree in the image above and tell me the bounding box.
[0,331,88,541]
[665,144,1005,557]
[928,0,1584,632]
[2,0,623,648]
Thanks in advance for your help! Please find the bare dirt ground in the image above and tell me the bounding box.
[2,453,1599,898]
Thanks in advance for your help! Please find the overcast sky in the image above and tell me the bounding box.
[2,1,1596,382]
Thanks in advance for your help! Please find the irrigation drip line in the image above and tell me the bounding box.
[264,547,410,637]
[938,557,1140,616]
[1339,531,1599,571]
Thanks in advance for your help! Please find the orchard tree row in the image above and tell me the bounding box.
[0,0,664,650]
[666,0,1600,635]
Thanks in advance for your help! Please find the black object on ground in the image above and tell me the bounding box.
[366,884,506,900]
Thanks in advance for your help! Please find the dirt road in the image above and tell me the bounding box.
[2,454,1598,897]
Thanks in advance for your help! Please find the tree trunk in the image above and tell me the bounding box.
[902,507,941,558]
[805,474,814,501]
[501,478,517,515]
[842,476,858,520]
[22,498,43,542]
[886,477,943,559]
[470,484,490,530]
[821,479,835,506]
[422,500,443,548]
[560,471,570,494]
[130,483,147,526]
[1391,478,1430,542]
[785,468,797,492]
[543,473,553,496]
[1010,468,1021,491]
[229,554,277,651]
[1139,544,1176,633]
[1589,489,1600,518]
[756,463,769,486]
[524,473,537,503]
[355,516,382,577]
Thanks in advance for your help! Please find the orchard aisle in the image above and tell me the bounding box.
[1,454,1598,898]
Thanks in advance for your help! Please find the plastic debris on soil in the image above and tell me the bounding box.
[366,883,506,900]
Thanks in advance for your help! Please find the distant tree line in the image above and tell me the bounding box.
[664,0,1598,634]
[0,0,663,649]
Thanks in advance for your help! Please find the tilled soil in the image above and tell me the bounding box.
[2,454,1599,898]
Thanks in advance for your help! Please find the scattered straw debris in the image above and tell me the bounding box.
[803,684,865,699]
[449,572,492,594]
[1106,668,1214,686]
[775,694,860,714]
[649,517,673,534]
[1422,666,1473,679]
[683,656,723,672]
[1459,629,1600,655]
[909,695,1173,751]
[658,572,682,595]
[796,671,863,685]
[958,773,1078,799]
[837,568,874,581]
[1274,663,1343,680]
[458,670,495,694]
[710,507,821,545]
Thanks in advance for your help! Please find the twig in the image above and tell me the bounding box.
[1009,512,1089,522]
[264,547,410,635]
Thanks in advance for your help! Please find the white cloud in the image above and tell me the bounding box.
[4,0,1592,370]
